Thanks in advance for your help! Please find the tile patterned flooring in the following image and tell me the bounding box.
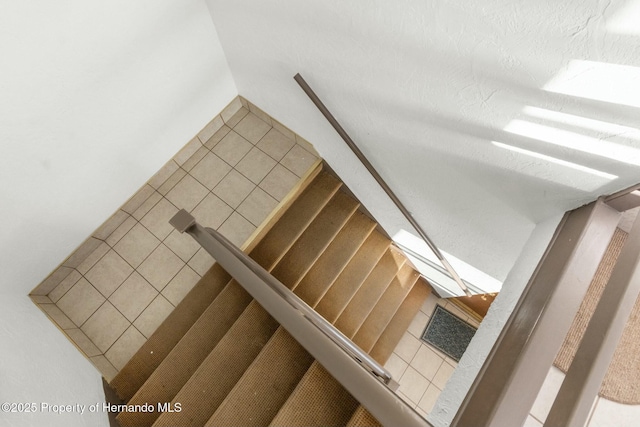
[31,95,482,421]
[386,292,480,418]
[33,97,319,381]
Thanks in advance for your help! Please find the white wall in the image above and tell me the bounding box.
[205,0,640,282]
[0,2,236,425]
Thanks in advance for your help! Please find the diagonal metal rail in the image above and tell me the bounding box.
[294,73,471,296]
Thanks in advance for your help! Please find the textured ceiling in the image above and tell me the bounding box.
[205,0,640,280]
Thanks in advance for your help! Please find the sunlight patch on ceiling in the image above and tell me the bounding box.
[504,119,640,166]
[606,0,640,36]
[543,60,640,109]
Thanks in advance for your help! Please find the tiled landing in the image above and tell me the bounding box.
[31,97,319,381]
[386,292,480,418]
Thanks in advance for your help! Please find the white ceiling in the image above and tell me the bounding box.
[205,0,640,281]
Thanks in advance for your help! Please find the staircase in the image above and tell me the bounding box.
[110,168,431,427]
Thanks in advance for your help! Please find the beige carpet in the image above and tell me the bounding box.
[554,228,640,404]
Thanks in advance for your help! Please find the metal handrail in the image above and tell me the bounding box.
[294,73,471,296]
[169,209,430,427]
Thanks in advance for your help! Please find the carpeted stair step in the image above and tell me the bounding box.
[334,247,407,338]
[250,171,341,270]
[269,190,359,290]
[353,263,421,352]
[346,406,382,427]
[116,280,254,427]
[204,327,315,427]
[315,231,390,323]
[270,360,360,427]
[370,277,431,364]
[152,301,280,427]
[109,263,231,401]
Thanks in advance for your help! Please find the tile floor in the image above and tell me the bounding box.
[385,291,481,418]
[32,96,319,381]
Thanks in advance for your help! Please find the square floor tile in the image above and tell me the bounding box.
[190,151,232,190]
[281,144,318,177]
[166,174,209,212]
[85,250,134,297]
[137,244,184,291]
[218,212,257,247]
[233,112,271,144]
[66,328,101,357]
[57,278,106,327]
[188,248,214,276]
[140,198,179,240]
[418,383,442,414]
[40,303,75,329]
[259,164,299,201]
[114,223,160,269]
[132,191,163,222]
[213,169,255,209]
[109,272,158,322]
[164,229,201,263]
[237,187,279,227]
[133,295,174,338]
[158,168,187,196]
[212,131,253,166]
[192,193,233,230]
[105,326,146,370]
[394,332,422,363]
[398,366,430,404]
[81,302,130,353]
[105,216,137,247]
[384,353,409,380]
[161,265,201,306]
[235,147,277,184]
[256,128,295,161]
[49,269,82,302]
[181,146,209,172]
[432,361,455,389]
[411,344,444,381]
[90,356,118,382]
[77,242,110,275]
[203,125,231,150]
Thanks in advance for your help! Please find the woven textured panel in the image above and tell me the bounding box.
[554,228,640,404]
[421,305,477,362]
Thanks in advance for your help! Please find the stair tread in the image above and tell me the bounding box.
[152,301,280,427]
[270,360,359,427]
[315,231,390,323]
[295,211,376,308]
[250,172,341,270]
[117,280,252,427]
[353,263,421,352]
[334,247,406,338]
[205,327,314,427]
[109,263,231,401]
[346,406,382,427]
[370,277,431,364]
[270,190,359,291]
